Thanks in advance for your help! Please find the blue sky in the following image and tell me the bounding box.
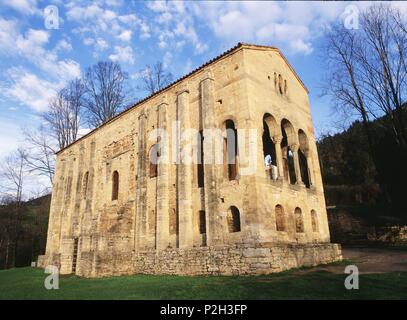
[0,0,406,164]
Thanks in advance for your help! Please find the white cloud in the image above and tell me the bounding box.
[188,1,348,55]
[0,24,81,79]
[0,18,18,54]
[289,39,313,55]
[2,0,41,16]
[147,1,168,13]
[139,22,151,39]
[0,119,23,159]
[0,18,81,112]
[66,3,104,21]
[117,29,132,42]
[78,127,91,137]
[55,39,73,52]
[65,2,151,60]
[163,51,172,69]
[83,37,94,46]
[158,39,167,49]
[117,14,138,24]
[2,68,59,112]
[95,38,109,51]
[109,46,135,64]
[104,0,123,7]
[16,28,49,54]
[182,58,193,75]
[146,1,207,54]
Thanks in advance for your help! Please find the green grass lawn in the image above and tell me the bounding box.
[0,267,406,300]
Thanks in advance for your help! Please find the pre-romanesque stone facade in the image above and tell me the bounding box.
[38,43,341,277]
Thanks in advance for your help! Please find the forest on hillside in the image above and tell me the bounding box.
[0,195,50,269]
[318,108,407,223]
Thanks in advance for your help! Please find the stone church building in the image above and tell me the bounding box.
[38,43,341,277]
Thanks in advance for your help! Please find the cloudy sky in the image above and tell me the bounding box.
[0,0,406,165]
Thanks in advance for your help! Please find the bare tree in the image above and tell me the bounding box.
[322,22,377,156]
[358,5,407,149]
[23,125,56,185]
[42,78,85,149]
[83,61,129,127]
[322,3,407,152]
[0,149,29,268]
[138,61,173,95]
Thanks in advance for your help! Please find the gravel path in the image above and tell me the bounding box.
[295,246,407,275]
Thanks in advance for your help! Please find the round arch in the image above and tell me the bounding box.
[298,129,311,188]
[280,119,296,184]
[298,129,309,154]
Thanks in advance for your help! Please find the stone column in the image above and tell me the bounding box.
[272,135,284,180]
[291,143,304,186]
[156,96,170,250]
[45,158,65,256]
[176,87,194,248]
[200,73,223,246]
[135,112,148,250]
[304,150,314,187]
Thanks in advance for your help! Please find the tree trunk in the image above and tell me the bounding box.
[5,239,10,269]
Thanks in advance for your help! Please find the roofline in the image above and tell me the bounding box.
[56,42,309,155]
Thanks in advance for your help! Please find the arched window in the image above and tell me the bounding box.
[311,210,318,233]
[263,114,278,180]
[284,79,287,95]
[82,171,89,199]
[227,206,241,233]
[281,119,296,184]
[112,170,119,200]
[197,130,204,187]
[294,207,304,233]
[298,130,311,188]
[149,144,158,178]
[225,120,238,180]
[275,204,286,231]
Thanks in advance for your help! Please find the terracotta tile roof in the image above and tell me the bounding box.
[56,42,308,154]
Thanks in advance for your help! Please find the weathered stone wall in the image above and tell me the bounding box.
[135,243,341,276]
[76,243,341,277]
[38,44,341,277]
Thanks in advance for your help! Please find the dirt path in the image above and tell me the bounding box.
[296,247,407,275]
